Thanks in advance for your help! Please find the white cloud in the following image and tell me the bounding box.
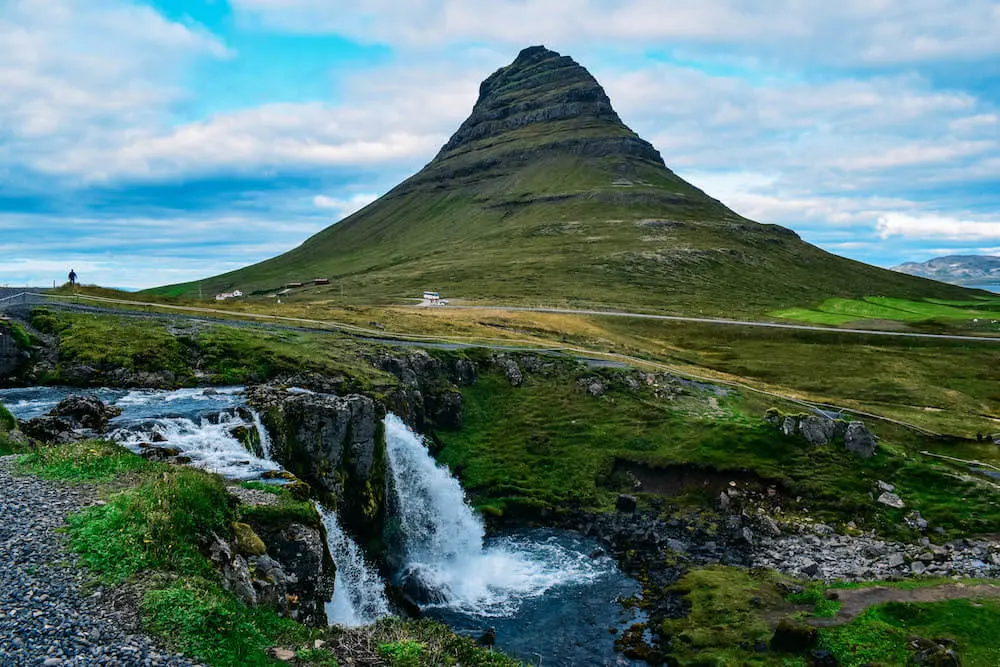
[877,213,1000,240]
[313,193,378,217]
[231,0,1000,65]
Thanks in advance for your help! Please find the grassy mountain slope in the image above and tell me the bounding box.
[150,46,974,315]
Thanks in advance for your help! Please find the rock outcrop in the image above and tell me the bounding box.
[765,410,876,458]
[0,320,30,383]
[246,385,385,545]
[369,349,473,432]
[20,394,123,444]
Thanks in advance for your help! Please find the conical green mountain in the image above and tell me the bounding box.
[153,46,971,314]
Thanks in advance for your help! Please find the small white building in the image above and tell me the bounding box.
[423,291,440,304]
[215,290,243,301]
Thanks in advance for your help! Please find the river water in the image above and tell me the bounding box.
[0,387,645,665]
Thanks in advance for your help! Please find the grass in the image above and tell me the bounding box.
[16,439,156,482]
[0,402,16,432]
[66,466,233,584]
[774,296,1000,326]
[28,308,394,391]
[142,577,308,667]
[436,367,1000,539]
[819,598,1000,667]
[334,618,519,667]
[785,584,841,618]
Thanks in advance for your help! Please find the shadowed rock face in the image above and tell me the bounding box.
[433,45,663,168]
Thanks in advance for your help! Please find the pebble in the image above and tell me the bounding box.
[0,456,201,666]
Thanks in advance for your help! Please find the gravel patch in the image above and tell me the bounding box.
[0,456,200,666]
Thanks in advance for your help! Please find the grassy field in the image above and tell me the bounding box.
[774,295,1000,326]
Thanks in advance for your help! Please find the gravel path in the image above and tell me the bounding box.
[0,456,199,666]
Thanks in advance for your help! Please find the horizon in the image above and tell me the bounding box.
[1,2,998,289]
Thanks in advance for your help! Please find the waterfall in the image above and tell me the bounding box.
[250,410,272,459]
[316,503,391,627]
[384,414,606,616]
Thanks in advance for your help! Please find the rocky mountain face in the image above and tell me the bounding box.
[893,255,1000,286]
[152,46,973,314]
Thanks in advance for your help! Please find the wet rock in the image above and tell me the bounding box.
[844,421,877,458]
[49,395,122,431]
[20,416,81,444]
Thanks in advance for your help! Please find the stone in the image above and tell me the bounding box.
[877,480,895,493]
[719,491,731,512]
[615,494,637,514]
[906,510,929,532]
[49,394,122,431]
[808,649,839,667]
[799,416,836,446]
[886,552,906,568]
[233,522,267,556]
[844,421,877,458]
[781,416,799,437]
[800,560,820,577]
[269,648,296,662]
[877,492,905,509]
[911,560,927,575]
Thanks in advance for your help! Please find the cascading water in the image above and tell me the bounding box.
[384,414,609,616]
[251,410,272,459]
[316,504,391,627]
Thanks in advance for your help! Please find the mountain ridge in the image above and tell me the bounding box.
[150,46,974,314]
[893,255,1000,286]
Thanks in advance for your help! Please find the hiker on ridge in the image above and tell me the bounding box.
[68,269,77,286]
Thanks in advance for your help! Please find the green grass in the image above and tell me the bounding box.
[436,368,1000,539]
[774,296,1000,326]
[819,598,1000,667]
[66,467,233,583]
[17,439,156,482]
[29,308,394,391]
[786,584,841,618]
[0,402,16,432]
[142,577,307,667]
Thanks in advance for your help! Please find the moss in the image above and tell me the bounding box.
[232,522,267,556]
[0,402,16,432]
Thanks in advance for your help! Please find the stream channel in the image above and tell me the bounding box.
[1,386,646,666]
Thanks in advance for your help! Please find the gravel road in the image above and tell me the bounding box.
[0,456,198,666]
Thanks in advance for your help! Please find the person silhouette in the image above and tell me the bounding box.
[68,269,77,286]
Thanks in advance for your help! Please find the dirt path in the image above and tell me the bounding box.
[810,583,1000,627]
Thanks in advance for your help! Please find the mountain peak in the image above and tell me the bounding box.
[434,46,663,167]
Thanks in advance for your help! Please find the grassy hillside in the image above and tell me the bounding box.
[148,47,975,316]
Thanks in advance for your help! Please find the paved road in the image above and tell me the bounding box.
[433,304,1000,344]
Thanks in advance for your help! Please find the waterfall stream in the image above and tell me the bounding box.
[317,504,391,627]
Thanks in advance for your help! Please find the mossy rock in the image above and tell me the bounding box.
[232,522,267,556]
[769,617,818,653]
[284,480,312,501]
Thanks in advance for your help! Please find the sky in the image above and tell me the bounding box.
[1,0,999,289]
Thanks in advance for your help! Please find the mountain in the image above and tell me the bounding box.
[892,255,1000,286]
[151,46,973,314]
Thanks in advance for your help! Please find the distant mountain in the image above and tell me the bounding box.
[892,255,1000,286]
[150,46,974,314]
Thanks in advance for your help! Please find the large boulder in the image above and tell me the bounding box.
[49,394,122,432]
[247,385,385,544]
[799,416,836,446]
[20,416,81,444]
[844,421,877,458]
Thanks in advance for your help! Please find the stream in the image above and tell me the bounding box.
[1,386,645,666]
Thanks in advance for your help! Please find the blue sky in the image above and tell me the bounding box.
[1,0,998,288]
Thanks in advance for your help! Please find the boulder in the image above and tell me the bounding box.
[844,421,877,458]
[494,355,523,387]
[906,510,929,532]
[20,416,81,444]
[799,416,836,446]
[49,394,122,432]
[781,416,799,437]
[616,494,637,514]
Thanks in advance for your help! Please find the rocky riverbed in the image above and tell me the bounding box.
[0,456,199,666]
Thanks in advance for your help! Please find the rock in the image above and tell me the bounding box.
[781,416,799,437]
[906,510,929,532]
[877,492,905,509]
[910,637,961,666]
[770,618,818,653]
[616,494,637,514]
[20,416,81,444]
[233,522,267,556]
[886,552,906,568]
[49,395,122,431]
[578,376,606,397]
[477,627,497,647]
[911,560,927,575]
[809,649,839,667]
[800,560,820,577]
[719,492,731,512]
[844,421,877,458]
[878,480,896,493]
[494,355,523,387]
[269,648,296,662]
[799,416,836,446]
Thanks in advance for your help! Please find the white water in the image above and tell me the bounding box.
[384,414,609,616]
[317,504,391,627]
[251,410,272,459]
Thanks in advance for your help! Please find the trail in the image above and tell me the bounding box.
[809,583,1000,627]
[0,456,199,666]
